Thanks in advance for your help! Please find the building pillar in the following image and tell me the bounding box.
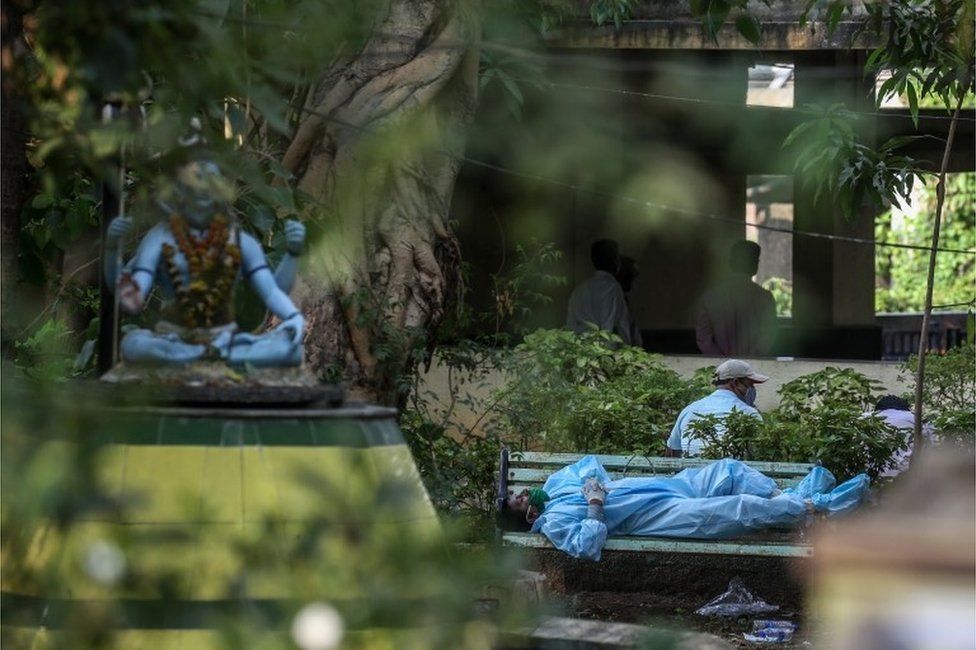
[792,52,877,332]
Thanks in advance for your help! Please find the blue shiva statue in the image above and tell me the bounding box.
[104,154,306,367]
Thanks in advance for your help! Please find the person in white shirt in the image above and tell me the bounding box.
[696,240,777,357]
[869,395,935,478]
[615,256,643,348]
[666,359,768,457]
[566,239,637,346]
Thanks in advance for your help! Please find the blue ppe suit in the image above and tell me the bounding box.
[529,456,869,561]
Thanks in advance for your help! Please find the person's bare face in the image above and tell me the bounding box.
[507,489,529,512]
[507,489,540,524]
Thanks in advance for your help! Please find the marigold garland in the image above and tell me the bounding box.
[162,213,241,329]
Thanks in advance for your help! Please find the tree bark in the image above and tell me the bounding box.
[1,4,29,331]
[280,0,479,404]
[912,79,970,453]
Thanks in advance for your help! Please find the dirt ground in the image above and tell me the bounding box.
[567,590,810,648]
[530,550,814,648]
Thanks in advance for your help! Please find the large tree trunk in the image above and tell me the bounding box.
[280,0,478,404]
[1,3,29,333]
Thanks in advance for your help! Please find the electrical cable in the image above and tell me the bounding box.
[188,8,976,124]
[294,105,976,257]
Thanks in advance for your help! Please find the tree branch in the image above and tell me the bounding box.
[912,71,971,454]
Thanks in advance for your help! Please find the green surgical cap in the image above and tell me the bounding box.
[528,488,550,511]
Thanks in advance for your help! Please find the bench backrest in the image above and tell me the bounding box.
[498,450,815,504]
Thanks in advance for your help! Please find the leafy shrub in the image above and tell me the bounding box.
[902,343,976,449]
[792,407,906,480]
[687,410,782,462]
[400,243,566,531]
[686,368,907,481]
[13,317,96,381]
[2,373,524,648]
[493,329,709,455]
[761,276,793,317]
[400,407,505,522]
[400,340,513,533]
[777,367,885,419]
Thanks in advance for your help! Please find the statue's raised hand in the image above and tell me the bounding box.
[276,312,305,347]
[284,220,306,257]
[106,216,133,248]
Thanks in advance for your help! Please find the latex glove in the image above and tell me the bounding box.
[581,477,607,505]
[276,312,305,347]
[106,216,133,248]
[284,220,306,257]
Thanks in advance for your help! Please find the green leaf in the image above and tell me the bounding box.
[249,88,289,134]
[31,194,52,210]
[865,47,884,71]
[827,2,845,32]
[734,13,762,45]
[957,0,975,63]
[878,135,920,152]
[245,204,275,234]
[705,0,732,42]
[268,159,294,181]
[877,76,900,107]
[73,339,96,372]
[906,82,919,127]
[33,223,51,249]
[499,74,524,106]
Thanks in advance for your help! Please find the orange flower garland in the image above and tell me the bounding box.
[162,213,241,330]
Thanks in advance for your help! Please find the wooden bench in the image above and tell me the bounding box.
[497,450,816,558]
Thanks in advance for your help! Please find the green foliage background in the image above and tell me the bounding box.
[1,369,527,649]
[6,0,975,646]
[494,329,710,456]
[876,173,976,313]
[901,344,976,449]
[687,367,906,481]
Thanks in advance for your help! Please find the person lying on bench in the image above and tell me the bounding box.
[501,456,869,561]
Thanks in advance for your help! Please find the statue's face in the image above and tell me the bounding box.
[175,160,234,228]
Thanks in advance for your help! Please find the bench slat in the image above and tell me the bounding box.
[508,467,805,486]
[506,476,804,494]
[502,532,812,558]
[509,452,814,477]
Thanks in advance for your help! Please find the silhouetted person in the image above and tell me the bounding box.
[615,256,643,348]
[696,240,777,357]
[566,239,637,346]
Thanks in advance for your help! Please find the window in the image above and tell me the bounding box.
[746,175,794,317]
[746,63,794,108]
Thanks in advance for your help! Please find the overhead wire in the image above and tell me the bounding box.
[291,104,975,257]
[930,300,976,309]
[504,75,976,124]
[137,7,976,257]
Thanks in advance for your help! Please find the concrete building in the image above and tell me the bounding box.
[450,1,974,360]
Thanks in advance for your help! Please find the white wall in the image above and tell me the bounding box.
[416,352,907,434]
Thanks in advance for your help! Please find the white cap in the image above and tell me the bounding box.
[714,359,769,383]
